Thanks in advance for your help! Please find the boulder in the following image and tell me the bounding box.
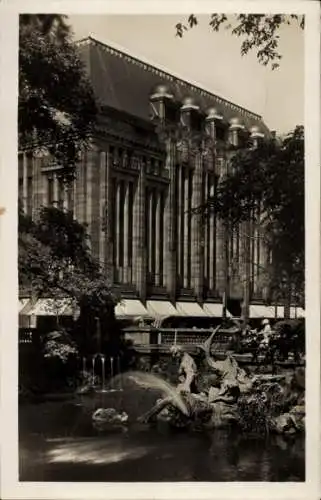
[92,408,129,430]
[206,401,239,428]
[270,413,298,435]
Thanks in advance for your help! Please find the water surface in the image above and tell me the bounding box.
[19,388,305,482]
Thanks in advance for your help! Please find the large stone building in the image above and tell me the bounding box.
[19,37,290,322]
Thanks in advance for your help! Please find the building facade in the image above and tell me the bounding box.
[19,37,283,320]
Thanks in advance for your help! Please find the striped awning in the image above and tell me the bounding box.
[203,303,233,318]
[290,307,305,318]
[176,302,207,317]
[203,303,223,317]
[146,300,178,318]
[29,298,74,316]
[249,305,279,318]
[115,299,149,318]
[19,298,32,314]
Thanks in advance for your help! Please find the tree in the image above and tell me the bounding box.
[19,15,97,180]
[19,206,120,354]
[210,126,304,314]
[176,14,304,70]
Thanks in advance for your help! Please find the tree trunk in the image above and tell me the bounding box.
[284,284,291,319]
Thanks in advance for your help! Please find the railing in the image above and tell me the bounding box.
[123,327,236,350]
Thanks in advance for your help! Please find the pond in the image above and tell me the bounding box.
[19,386,305,482]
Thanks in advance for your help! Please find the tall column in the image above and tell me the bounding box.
[73,173,77,218]
[215,155,228,299]
[115,180,122,283]
[32,155,38,218]
[62,183,68,211]
[133,160,146,300]
[36,158,48,209]
[155,190,161,286]
[148,188,153,278]
[159,190,164,286]
[259,216,269,300]
[123,180,130,283]
[43,175,49,208]
[86,149,95,248]
[22,153,28,213]
[191,150,204,301]
[128,182,133,284]
[104,151,114,282]
[183,169,189,288]
[99,151,107,272]
[209,174,215,291]
[177,163,183,283]
[53,173,59,207]
[164,138,177,301]
[75,152,87,225]
[203,168,209,284]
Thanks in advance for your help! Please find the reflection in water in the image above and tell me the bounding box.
[47,438,152,465]
[19,388,305,482]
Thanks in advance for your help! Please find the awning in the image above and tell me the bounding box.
[19,298,32,314]
[249,305,277,318]
[275,306,284,318]
[29,298,74,316]
[176,302,207,317]
[146,300,178,318]
[203,303,223,317]
[290,307,305,319]
[115,299,149,318]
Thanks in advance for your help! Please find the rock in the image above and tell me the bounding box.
[92,408,129,428]
[156,392,213,429]
[270,413,298,435]
[288,404,305,432]
[206,401,239,428]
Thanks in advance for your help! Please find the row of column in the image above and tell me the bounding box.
[19,146,269,302]
[176,163,192,288]
[110,179,167,287]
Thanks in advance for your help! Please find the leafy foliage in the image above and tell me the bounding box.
[19,206,118,333]
[210,126,304,306]
[176,14,304,70]
[19,15,97,180]
[43,329,78,363]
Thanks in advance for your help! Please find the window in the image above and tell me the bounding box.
[216,125,226,142]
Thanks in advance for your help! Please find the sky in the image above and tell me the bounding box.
[68,14,304,134]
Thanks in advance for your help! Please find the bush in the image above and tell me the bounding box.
[43,329,78,362]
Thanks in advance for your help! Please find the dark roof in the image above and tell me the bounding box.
[77,36,270,135]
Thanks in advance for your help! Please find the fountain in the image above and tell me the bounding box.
[124,371,189,416]
[174,329,178,346]
[82,357,86,382]
[117,356,123,391]
[101,355,106,391]
[108,356,115,392]
[89,354,120,394]
[92,355,96,387]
